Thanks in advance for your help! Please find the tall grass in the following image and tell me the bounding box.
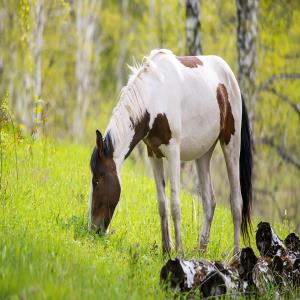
[0,137,292,299]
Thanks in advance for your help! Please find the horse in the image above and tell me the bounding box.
[88,49,252,255]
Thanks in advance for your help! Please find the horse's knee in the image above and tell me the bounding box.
[157,199,167,218]
[170,201,181,219]
[230,193,242,221]
[210,198,216,217]
[202,195,216,223]
[232,206,242,226]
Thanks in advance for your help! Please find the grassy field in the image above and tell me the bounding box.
[0,137,294,299]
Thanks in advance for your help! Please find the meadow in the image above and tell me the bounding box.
[0,136,295,299]
[0,1,299,298]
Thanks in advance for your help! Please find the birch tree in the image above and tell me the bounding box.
[116,0,128,92]
[182,0,203,196]
[186,0,202,55]
[32,0,45,138]
[148,0,155,48]
[72,0,101,141]
[12,1,33,130]
[236,0,259,126]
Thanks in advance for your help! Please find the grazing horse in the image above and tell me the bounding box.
[89,49,252,254]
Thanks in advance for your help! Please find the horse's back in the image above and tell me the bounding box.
[197,55,242,104]
[146,51,242,161]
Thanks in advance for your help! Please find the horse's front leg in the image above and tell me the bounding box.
[149,154,171,254]
[166,141,183,255]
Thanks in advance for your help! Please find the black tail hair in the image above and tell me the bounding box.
[240,94,253,244]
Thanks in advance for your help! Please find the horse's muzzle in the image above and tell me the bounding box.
[89,222,107,236]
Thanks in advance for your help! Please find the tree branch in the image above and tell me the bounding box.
[265,87,300,118]
[260,137,300,171]
[258,73,300,91]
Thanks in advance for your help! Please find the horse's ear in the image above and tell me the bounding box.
[96,129,103,155]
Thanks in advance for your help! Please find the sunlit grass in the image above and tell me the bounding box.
[0,138,293,299]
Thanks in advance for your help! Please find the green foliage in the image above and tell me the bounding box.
[0,136,294,299]
[0,4,299,293]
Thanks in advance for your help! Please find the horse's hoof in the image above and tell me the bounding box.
[162,245,172,256]
[198,242,208,254]
[233,247,240,256]
[177,251,184,258]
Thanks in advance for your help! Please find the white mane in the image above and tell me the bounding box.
[105,49,173,159]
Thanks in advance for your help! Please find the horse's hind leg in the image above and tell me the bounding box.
[195,145,216,252]
[149,154,171,254]
[221,134,243,254]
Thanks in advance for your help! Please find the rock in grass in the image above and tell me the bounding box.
[237,247,258,293]
[160,258,201,291]
[196,269,226,298]
[193,260,240,297]
[252,257,278,294]
[161,224,300,297]
[235,247,282,294]
[284,233,300,254]
[292,259,300,287]
[256,222,286,257]
[256,223,300,289]
[161,258,240,298]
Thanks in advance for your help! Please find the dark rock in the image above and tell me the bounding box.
[256,222,286,257]
[160,223,300,297]
[160,258,186,291]
[160,258,201,291]
[200,271,226,298]
[285,233,300,253]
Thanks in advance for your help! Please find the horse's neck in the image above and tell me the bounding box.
[106,114,149,172]
[105,109,150,173]
[106,75,151,171]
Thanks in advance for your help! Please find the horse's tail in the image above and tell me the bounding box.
[240,93,253,244]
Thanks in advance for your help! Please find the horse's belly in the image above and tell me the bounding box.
[179,97,220,161]
[180,126,219,161]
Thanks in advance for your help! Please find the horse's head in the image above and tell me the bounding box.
[89,130,121,233]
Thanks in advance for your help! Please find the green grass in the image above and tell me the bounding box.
[0,137,293,299]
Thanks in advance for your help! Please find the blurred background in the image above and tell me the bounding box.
[0,0,299,229]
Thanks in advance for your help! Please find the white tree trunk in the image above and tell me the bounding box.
[148,0,155,48]
[72,0,101,141]
[186,0,202,55]
[236,0,259,127]
[183,0,203,196]
[33,0,45,138]
[116,0,128,92]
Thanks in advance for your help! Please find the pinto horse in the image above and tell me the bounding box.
[89,49,252,254]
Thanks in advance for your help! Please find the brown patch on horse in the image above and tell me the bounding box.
[176,56,203,68]
[144,114,172,158]
[216,83,235,145]
[147,145,153,157]
[125,111,151,159]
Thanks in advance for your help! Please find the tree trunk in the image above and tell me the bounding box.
[158,0,164,47]
[236,0,259,127]
[186,0,202,55]
[32,0,45,138]
[116,0,128,92]
[182,0,203,199]
[72,0,100,141]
